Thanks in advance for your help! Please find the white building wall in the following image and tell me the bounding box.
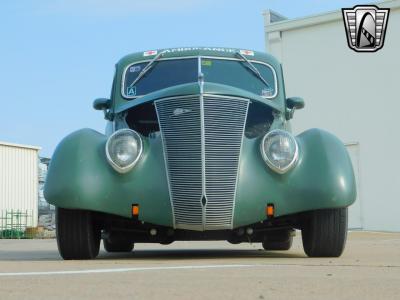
[265,1,400,231]
[0,142,40,227]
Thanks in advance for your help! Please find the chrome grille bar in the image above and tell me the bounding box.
[155,94,249,230]
[155,96,203,230]
[204,96,249,229]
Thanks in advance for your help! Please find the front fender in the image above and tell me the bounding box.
[234,128,357,227]
[44,128,173,226]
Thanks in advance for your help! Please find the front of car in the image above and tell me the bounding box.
[111,48,286,231]
[45,47,356,259]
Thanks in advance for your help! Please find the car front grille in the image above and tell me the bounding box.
[155,95,249,230]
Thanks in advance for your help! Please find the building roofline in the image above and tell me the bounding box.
[0,141,41,151]
[262,9,287,23]
[265,0,400,33]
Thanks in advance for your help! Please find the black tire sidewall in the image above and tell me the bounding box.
[301,208,348,257]
[56,207,101,260]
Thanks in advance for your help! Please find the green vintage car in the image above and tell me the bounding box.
[44,47,356,260]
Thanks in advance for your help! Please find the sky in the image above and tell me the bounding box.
[0,0,369,157]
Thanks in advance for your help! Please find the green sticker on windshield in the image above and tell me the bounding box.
[127,86,137,96]
[202,60,212,67]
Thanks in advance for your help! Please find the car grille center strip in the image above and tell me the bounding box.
[155,95,249,230]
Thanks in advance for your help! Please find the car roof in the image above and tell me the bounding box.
[116,47,281,68]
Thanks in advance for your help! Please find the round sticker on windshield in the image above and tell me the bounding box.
[129,66,141,73]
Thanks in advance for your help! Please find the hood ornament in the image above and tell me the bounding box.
[173,108,192,117]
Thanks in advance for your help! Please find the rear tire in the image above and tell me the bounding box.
[301,208,348,257]
[262,229,294,251]
[56,208,101,260]
[103,239,134,253]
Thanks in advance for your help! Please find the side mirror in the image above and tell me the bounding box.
[286,97,305,120]
[287,97,305,110]
[93,98,112,120]
[93,98,111,111]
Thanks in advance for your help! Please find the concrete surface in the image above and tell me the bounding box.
[0,231,399,299]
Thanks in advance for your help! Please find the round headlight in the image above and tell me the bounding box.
[260,129,298,174]
[106,129,143,173]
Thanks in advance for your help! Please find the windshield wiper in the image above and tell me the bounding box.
[128,50,166,88]
[235,51,271,89]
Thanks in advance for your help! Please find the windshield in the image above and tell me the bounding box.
[123,58,198,97]
[201,58,276,97]
[122,57,277,99]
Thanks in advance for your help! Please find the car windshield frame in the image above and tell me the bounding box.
[121,56,278,99]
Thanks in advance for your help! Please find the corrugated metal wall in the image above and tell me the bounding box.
[0,142,39,227]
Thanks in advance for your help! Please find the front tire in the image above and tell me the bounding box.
[301,208,348,257]
[56,208,101,260]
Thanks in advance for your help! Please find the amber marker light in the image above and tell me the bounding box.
[132,204,139,218]
[266,204,275,218]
